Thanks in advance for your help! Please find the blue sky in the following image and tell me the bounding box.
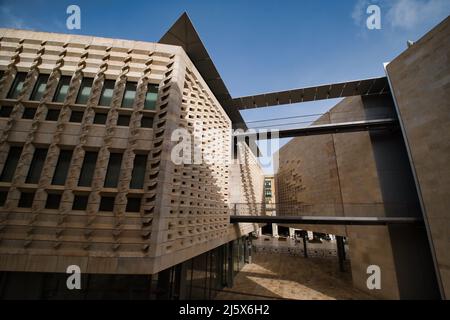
[1,0,449,173]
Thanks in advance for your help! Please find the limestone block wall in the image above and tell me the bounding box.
[229,142,265,235]
[0,28,261,275]
[386,16,450,298]
[275,94,438,298]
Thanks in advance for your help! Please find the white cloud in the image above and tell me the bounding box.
[386,0,450,29]
[352,0,372,26]
[352,0,450,30]
[0,6,28,29]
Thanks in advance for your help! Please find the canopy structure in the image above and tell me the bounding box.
[226,77,391,110]
[159,13,247,130]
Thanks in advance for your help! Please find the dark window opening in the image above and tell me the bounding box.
[18,192,35,208]
[0,146,23,182]
[45,193,61,209]
[30,74,49,101]
[53,76,71,102]
[93,112,107,124]
[141,116,153,128]
[26,148,48,184]
[99,196,115,211]
[69,110,84,123]
[7,72,27,99]
[52,150,73,185]
[117,115,130,126]
[78,151,98,187]
[46,109,60,121]
[0,191,7,206]
[99,79,115,106]
[104,153,123,188]
[0,106,13,118]
[121,82,137,108]
[22,108,37,119]
[76,77,94,105]
[126,197,141,212]
[72,195,89,210]
[144,84,158,110]
[130,154,147,189]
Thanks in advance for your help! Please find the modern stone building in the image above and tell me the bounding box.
[275,17,449,299]
[0,14,264,299]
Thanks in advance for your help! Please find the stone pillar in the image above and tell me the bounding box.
[272,223,279,237]
[289,228,295,238]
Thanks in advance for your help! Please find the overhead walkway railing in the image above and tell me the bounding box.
[233,118,399,140]
[230,215,423,226]
[230,203,423,226]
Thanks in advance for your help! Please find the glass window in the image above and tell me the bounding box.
[78,151,98,187]
[126,197,141,212]
[141,116,153,128]
[26,148,48,184]
[99,80,115,106]
[93,113,107,124]
[104,153,122,188]
[99,196,115,211]
[46,109,60,121]
[130,154,147,189]
[18,192,35,208]
[117,115,130,126]
[52,150,73,185]
[45,193,61,209]
[0,191,7,206]
[30,74,49,101]
[53,76,71,102]
[0,106,13,118]
[73,195,89,210]
[121,82,137,108]
[7,72,27,99]
[144,84,158,110]
[76,77,94,104]
[0,146,23,182]
[22,108,36,119]
[69,110,84,123]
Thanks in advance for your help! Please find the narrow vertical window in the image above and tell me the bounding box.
[53,76,72,102]
[121,82,137,108]
[52,150,73,185]
[78,151,98,187]
[104,153,123,188]
[144,84,158,110]
[0,191,7,206]
[99,80,115,106]
[76,77,94,104]
[0,146,23,182]
[26,148,48,184]
[130,154,147,189]
[30,74,49,101]
[7,72,27,99]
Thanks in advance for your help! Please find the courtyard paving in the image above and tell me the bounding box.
[215,252,373,300]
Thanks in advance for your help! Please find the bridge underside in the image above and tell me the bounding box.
[230,215,422,226]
